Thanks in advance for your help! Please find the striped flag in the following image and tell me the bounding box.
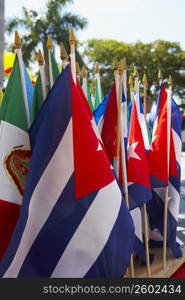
[0,65,134,278]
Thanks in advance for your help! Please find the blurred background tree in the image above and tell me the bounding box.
[6,0,87,80]
[84,39,185,105]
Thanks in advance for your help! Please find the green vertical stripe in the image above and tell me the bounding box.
[31,74,43,122]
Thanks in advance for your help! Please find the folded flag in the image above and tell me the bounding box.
[0,65,135,278]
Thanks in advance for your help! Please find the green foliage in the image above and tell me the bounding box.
[84,39,185,101]
[6,0,87,67]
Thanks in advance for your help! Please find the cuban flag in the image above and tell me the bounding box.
[147,92,182,258]
[0,65,135,278]
[127,96,152,209]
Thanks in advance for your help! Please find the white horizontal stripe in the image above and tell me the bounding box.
[0,121,30,205]
[4,119,73,277]
[172,129,181,166]
[153,183,180,222]
[130,208,143,242]
[51,180,122,278]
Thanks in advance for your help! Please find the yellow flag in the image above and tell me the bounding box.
[0,89,3,105]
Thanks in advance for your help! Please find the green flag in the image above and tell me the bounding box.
[94,78,104,110]
[49,51,60,88]
[0,55,30,259]
[31,74,43,122]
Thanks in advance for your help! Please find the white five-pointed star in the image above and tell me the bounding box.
[128,141,141,160]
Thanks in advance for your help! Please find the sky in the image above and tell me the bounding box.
[5,0,185,49]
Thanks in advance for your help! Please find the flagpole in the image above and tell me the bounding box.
[69,28,76,84]
[95,62,101,102]
[14,31,30,129]
[143,74,147,119]
[129,75,134,101]
[38,49,47,101]
[76,62,80,82]
[82,66,88,98]
[60,42,68,71]
[90,82,95,109]
[142,74,151,278]
[116,59,135,278]
[163,75,172,270]
[47,35,54,88]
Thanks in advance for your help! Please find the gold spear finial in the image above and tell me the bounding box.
[82,66,87,78]
[123,57,127,69]
[118,59,124,75]
[143,74,148,87]
[132,65,139,79]
[158,69,163,82]
[129,75,133,89]
[95,61,100,73]
[113,59,118,71]
[69,28,75,46]
[47,35,53,51]
[76,62,80,76]
[14,31,22,49]
[37,49,44,66]
[60,42,68,60]
[168,75,173,87]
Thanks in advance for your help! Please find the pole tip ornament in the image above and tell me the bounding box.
[132,66,139,79]
[118,59,124,75]
[14,31,22,49]
[47,35,53,50]
[129,75,133,88]
[143,74,148,87]
[38,49,44,66]
[158,69,163,82]
[95,62,100,73]
[60,42,68,60]
[168,75,173,87]
[82,66,87,78]
[76,62,80,76]
[69,28,75,45]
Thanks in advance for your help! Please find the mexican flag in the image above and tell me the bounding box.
[0,54,30,260]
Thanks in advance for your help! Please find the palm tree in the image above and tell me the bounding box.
[0,0,5,89]
[7,0,87,73]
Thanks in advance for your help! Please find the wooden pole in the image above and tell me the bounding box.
[129,75,134,101]
[143,74,147,118]
[163,75,172,269]
[60,42,68,70]
[142,73,151,278]
[76,61,80,82]
[38,49,47,101]
[116,60,134,278]
[95,61,102,102]
[47,35,54,88]
[82,66,88,98]
[69,28,76,84]
[14,31,30,128]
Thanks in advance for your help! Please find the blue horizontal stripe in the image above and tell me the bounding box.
[147,190,182,258]
[128,183,152,210]
[84,200,135,278]
[18,175,99,277]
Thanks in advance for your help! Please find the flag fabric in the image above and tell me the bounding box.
[48,51,60,88]
[0,55,30,261]
[147,96,182,258]
[31,74,44,122]
[0,65,135,278]
[0,89,3,105]
[93,92,110,128]
[94,76,104,110]
[127,96,152,210]
[24,65,33,120]
[82,78,94,111]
